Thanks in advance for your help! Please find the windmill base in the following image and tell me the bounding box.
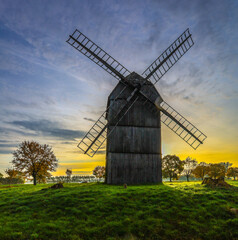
[106,153,162,184]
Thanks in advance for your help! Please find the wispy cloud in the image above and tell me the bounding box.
[83,117,95,123]
[9,120,85,141]
[0,150,12,154]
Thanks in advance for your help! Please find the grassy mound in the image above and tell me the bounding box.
[0,181,237,240]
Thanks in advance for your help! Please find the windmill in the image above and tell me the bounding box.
[66,28,207,184]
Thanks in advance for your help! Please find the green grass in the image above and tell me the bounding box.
[0,181,237,240]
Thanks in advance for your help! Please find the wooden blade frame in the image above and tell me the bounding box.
[142,28,194,84]
[66,29,131,81]
[67,28,206,156]
[141,98,207,149]
[160,101,207,149]
[77,85,140,157]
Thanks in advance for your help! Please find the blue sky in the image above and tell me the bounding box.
[0,0,237,175]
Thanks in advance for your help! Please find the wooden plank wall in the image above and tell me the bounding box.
[106,79,162,184]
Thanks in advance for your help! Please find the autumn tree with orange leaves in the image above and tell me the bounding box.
[162,155,184,182]
[12,141,58,185]
[227,167,238,180]
[207,163,225,179]
[5,168,19,185]
[193,162,210,180]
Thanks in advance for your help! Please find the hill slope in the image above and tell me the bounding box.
[0,181,237,240]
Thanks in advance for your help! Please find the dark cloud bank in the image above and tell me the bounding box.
[9,120,85,141]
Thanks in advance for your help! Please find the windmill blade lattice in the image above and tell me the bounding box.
[78,86,140,157]
[142,28,194,84]
[67,29,131,81]
[67,28,206,157]
[161,102,207,149]
[77,111,107,157]
[160,101,207,149]
[140,96,206,149]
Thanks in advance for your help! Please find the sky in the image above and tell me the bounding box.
[0,0,237,176]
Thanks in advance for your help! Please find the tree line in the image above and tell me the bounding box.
[0,141,106,185]
[47,166,106,183]
[0,168,24,185]
[47,175,98,183]
[162,155,238,182]
[0,141,237,185]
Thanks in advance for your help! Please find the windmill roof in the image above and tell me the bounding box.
[106,72,162,113]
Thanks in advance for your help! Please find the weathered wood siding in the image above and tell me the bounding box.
[106,78,162,184]
[106,153,161,184]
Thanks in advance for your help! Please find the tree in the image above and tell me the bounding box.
[5,168,19,185]
[66,169,72,183]
[66,169,72,177]
[193,162,210,180]
[12,141,58,185]
[0,172,3,178]
[207,163,225,179]
[162,155,184,182]
[93,166,105,181]
[36,170,51,183]
[227,167,238,180]
[182,157,198,181]
[220,162,233,173]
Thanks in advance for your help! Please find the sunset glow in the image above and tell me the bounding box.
[0,0,237,176]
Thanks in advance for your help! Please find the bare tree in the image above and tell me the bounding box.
[12,141,58,185]
[182,157,198,182]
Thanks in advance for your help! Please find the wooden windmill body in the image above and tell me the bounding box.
[106,73,162,184]
[66,28,207,184]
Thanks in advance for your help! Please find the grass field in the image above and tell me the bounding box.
[0,181,237,240]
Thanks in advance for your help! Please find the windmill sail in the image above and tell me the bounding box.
[160,101,207,149]
[142,28,194,84]
[142,97,206,149]
[67,29,131,81]
[77,110,108,157]
[67,28,206,157]
[78,85,140,157]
